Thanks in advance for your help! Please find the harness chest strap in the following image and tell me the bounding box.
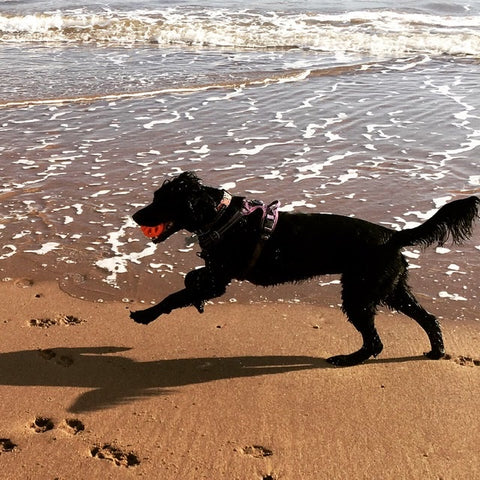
[241,200,280,276]
[198,197,280,250]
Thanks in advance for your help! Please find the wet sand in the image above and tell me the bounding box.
[1,278,479,479]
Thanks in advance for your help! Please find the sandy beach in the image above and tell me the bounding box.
[0,278,479,479]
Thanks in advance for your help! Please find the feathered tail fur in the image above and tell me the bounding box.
[389,196,480,249]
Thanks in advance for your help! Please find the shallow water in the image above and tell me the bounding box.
[0,1,479,319]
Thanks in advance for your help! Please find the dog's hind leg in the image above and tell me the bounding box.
[386,283,445,359]
[327,308,383,367]
[327,273,384,370]
[327,271,385,367]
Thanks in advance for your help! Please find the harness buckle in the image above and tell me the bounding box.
[261,200,280,240]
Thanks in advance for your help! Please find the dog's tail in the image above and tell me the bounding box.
[388,196,480,249]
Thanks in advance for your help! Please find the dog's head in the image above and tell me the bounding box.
[132,171,223,243]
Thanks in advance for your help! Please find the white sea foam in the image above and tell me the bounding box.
[403,250,420,259]
[393,217,421,229]
[433,196,452,208]
[1,9,479,57]
[229,140,294,156]
[149,262,173,271]
[469,175,480,185]
[90,189,111,198]
[303,124,320,139]
[213,164,245,171]
[25,242,60,255]
[446,264,465,276]
[95,217,156,286]
[333,169,359,185]
[175,144,210,155]
[280,200,316,212]
[438,291,467,301]
[294,151,357,182]
[144,112,181,129]
[404,208,438,221]
[220,182,237,190]
[0,245,17,260]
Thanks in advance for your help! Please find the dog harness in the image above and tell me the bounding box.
[197,193,280,253]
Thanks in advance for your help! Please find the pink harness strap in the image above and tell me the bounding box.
[198,197,280,250]
[241,199,280,241]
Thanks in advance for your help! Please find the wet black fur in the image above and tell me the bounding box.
[131,171,479,367]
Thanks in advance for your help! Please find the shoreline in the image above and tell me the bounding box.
[0,278,479,479]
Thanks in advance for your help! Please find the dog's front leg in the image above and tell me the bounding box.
[130,288,196,325]
[130,267,228,325]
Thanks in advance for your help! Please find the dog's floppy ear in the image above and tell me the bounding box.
[187,188,217,209]
[185,189,219,224]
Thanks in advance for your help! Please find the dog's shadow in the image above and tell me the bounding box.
[0,347,423,413]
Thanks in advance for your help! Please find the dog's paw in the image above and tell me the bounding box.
[193,299,205,314]
[326,349,373,367]
[326,354,359,368]
[129,310,157,325]
[423,350,445,360]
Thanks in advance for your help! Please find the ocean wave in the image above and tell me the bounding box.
[0,68,312,108]
[1,8,480,57]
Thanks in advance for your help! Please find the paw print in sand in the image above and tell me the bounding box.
[90,444,140,468]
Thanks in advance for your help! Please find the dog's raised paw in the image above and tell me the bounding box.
[130,310,156,325]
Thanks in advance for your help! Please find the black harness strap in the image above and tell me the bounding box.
[198,208,245,249]
[197,198,280,275]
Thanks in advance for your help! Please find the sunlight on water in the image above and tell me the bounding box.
[0,1,479,318]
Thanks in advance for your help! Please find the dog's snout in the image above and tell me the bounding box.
[132,210,142,225]
[132,204,161,227]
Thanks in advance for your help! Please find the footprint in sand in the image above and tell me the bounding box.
[37,349,74,367]
[30,417,54,433]
[240,445,273,458]
[14,278,34,288]
[237,447,276,480]
[0,438,17,453]
[444,354,480,367]
[90,444,140,468]
[29,314,83,328]
[61,419,85,435]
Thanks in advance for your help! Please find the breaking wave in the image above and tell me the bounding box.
[1,7,480,57]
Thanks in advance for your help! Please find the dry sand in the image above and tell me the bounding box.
[0,278,479,479]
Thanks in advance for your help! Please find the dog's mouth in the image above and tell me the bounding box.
[139,221,175,243]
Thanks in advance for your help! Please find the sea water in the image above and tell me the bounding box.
[0,0,479,318]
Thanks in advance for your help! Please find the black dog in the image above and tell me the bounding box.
[131,171,479,367]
